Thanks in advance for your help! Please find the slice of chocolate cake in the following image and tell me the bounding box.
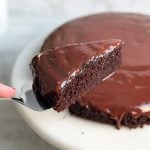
[31,40,123,112]
[40,13,150,128]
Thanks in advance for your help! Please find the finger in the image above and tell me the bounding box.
[0,83,16,98]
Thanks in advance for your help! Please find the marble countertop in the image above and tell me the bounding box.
[0,12,57,150]
[0,17,54,150]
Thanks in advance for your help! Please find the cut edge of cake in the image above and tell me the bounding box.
[31,39,124,112]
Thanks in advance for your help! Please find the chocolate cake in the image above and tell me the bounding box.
[31,40,123,112]
[40,13,150,128]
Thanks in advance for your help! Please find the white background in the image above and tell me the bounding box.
[1,0,150,150]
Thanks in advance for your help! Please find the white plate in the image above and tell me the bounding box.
[11,22,150,150]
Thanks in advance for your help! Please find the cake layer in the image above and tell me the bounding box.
[31,40,123,112]
[41,13,150,128]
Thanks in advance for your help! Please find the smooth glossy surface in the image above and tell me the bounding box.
[42,13,150,128]
[11,34,150,150]
[32,39,123,112]
[32,40,122,95]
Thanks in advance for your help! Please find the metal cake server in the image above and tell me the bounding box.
[11,82,51,111]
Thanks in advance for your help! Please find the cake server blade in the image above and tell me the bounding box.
[11,82,51,111]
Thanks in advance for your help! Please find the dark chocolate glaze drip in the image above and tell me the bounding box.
[32,40,122,95]
[41,13,150,128]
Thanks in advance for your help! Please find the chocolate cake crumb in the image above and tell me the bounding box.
[31,40,123,112]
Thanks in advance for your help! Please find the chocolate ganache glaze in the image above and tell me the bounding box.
[41,13,150,128]
[32,40,123,111]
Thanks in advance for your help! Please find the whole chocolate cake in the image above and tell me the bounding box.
[32,40,123,112]
[40,13,150,128]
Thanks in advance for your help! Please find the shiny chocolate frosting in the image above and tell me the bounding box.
[32,40,122,95]
[41,13,150,127]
